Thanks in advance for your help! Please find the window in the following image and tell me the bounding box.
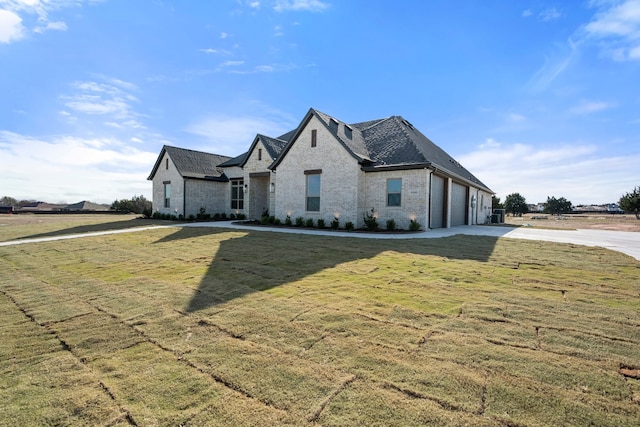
[311,129,317,147]
[306,173,320,211]
[165,158,169,170]
[231,179,244,210]
[163,182,171,208]
[387,178,401,207]
[258,148,262,161]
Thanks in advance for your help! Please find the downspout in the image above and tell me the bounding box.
[427,168,433,230]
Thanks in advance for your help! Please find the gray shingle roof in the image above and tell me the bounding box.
[269,108,491,192]
[257,134,289,160]
[148,145,232,181]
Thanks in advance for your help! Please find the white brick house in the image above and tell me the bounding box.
[148,108,493,229]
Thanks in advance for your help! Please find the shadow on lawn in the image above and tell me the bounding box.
[153,226,501,313]
[10,218,166,241]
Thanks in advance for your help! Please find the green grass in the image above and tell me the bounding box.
[0,213,164,242]
[0,219,639,426]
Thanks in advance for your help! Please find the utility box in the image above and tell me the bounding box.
[493,209,505,223]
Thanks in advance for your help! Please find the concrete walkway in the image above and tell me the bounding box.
[2,222,639,261]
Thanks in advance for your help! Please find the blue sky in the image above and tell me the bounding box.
[1,0,639,205]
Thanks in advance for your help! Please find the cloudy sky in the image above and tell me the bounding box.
[1,0,639,205]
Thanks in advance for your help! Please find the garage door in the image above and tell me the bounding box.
[430,175,445,229]
[451,182,468,226]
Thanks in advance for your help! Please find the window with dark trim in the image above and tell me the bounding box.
[231,179,244,210]
[163,182,171,208]
[387,178,401,207]
[306,173,320,211]
[311,129,317,147]
[165,158,169,170]
[258,148,262,161]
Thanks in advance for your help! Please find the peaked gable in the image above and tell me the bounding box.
[148,145,232,181]
[270,108,373,170]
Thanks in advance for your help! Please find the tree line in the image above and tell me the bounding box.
[1,195,152,217]
[491,185,640,219]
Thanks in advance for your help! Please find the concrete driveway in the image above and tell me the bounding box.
[181,222,640,261]
[2,222,639,261]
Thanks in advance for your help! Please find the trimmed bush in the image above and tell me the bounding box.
[295,217,304,227]
[409,219,422,231]
[363,208,379,231]
[386,219,396,231]
[285,216,292,226]
[305,218,314,227]
[229,213,236,220]
[273,218,281,225]
[331,218,340,229]
[345,221,354,231]
[317,218,325,229]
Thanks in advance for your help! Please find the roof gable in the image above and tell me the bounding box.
[148,145,232,181]
[270,108,373,170]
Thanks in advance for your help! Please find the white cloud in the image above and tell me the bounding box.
[0,130,157,203]
[59,79,142,129]
[0,9,25,43]
[522,9,532,18]
[539,7,561,21]
[273,0,330,13]
[33,19,67,33]
[184,105,297,156]
[583,0,640,60]
[249,1,260,8]
[526,38,578,92]
[569,100,615,114]
[507,112,526,122]
[458,139,638,204]
[220,31,229,39]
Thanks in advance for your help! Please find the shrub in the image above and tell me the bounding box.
[273,218,281,225]
[345,221,354,231]
[386,219,396,231]
[229,213,236,220]
[152,212,161,219]
[295,216,304,227]
[363,208,379,231]
[237,213,246,220]
[285,216,292,226]
[305,218,314,227]
[197,207,207,220]
[213,213,221,221]
[221,213,227,220]
[268,215,276,224]
[188,214,195,221]
[317,218,325,229]
[178,214,184,221]
[409,219,422,231]
[331,217,340,229]
[260,215,270,225]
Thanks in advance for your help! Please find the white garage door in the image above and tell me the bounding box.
[451,182,467,226]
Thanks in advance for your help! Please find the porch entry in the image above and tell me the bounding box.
[248,172,270,219]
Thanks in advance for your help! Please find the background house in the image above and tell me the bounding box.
[149,108,493,229]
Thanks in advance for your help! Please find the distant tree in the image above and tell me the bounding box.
[492,195,503,210]
[111,195,152,217]
[619,186,640,219]
[544,196,573,215]
[504,193,528,217]
[0,196,18,207]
